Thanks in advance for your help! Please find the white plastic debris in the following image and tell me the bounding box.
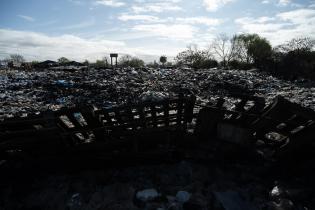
[175,191,191,203]
[136,189,159,202]
[271,186,281,197]
[67,193,82,209]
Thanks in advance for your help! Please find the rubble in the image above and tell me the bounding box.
[136,189,160,202]
[175,191,191,203]
[1,68,315,120]
[1,67,315,210]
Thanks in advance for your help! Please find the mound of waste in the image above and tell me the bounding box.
[1,68,315,120]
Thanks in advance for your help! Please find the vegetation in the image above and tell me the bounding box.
[210,33,234,68]
[0,54,25,67]
[119,55,145,68]
[175,44,218,69]
[175,34,315,80]
[146,61,159,68]
[83,60,89,66]
[92,57,108,68]
[57,57,70,64]
[2,34,314,81]
[10,54,25,64]
[159,56,167,66]
[272,38,315,79]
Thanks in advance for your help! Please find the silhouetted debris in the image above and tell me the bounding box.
[136,189,160,203]
[176,191,191,203]
[1,67,315,210]
[0,95,196,159]
[1,68,315,121]
[1,95,314,164]
[34,60,58,68]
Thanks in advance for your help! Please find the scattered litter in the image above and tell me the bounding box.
[175,191,191,203]
[1,68,315,121]
[136,189,160,202]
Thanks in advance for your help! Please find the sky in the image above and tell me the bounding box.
[0,0,314,62]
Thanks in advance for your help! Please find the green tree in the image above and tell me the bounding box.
[83,59,89,66]
[232,34,272,69]
[159,55,167,66]
[119,55,132,67]
[58,57,70,64]
[129,58,144,68]
[94,59,106,68]
[119,55,144,68]
[232,34,259,64]
[247,36,272,68]
[175,44,217,69]
[273,37,315,79]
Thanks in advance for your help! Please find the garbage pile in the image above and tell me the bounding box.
[1,67,315,210]
[1,67,315,120]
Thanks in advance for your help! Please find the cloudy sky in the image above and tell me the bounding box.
[0,0,314,62]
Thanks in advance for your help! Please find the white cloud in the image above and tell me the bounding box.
[278,0,291,6]
[132,24,197,40]
[203,0,235,12]
[0,29,185,62]
[235,16,275,25]
[59,19,95,30]
[235,9,315,45]
[17,15,35,22]
[68,0,85,6]
[236,17,288,33]
[131,1,183,13]
[175,17,223,26]
[132,5,182,13]
[118,14,160,22]
[0,29,123,61]
[94,0,125,7]
[134,0,182,3]
[277,8,315,24]
[117,15,223,26]
[262,0,269,4]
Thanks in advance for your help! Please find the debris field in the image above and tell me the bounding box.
[1,67,315,210]
[1,67,315,120]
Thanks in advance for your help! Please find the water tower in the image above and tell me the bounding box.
[110,53,118,67]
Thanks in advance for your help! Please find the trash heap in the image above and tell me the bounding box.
[1,67,315,210]
[1,67,315,120]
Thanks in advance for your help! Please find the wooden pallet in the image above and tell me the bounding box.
[194,95,266,142]
[195,95,315,160]
[0,95,196,158]
[251,96,315,159]
[0,112,62,157]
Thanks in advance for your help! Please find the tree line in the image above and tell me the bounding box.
[89,54,169,69]
[1,33,314,80]
[175,34,315,80]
